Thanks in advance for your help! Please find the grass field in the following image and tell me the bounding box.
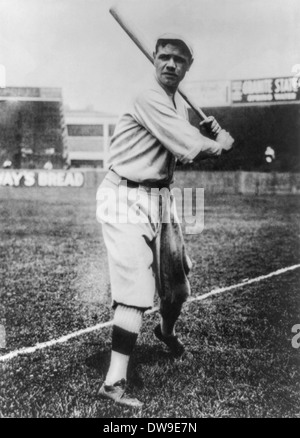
[0,177,300,418]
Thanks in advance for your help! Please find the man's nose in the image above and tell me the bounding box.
[166,58,176,69]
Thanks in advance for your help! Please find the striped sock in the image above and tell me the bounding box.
[105,305,143,385]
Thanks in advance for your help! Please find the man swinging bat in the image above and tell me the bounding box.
[96,32,234,408]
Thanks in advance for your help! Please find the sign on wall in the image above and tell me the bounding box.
[184,80,230,107]
[0,87,62,99]
[231,77,300,104]
[0,171,84,187]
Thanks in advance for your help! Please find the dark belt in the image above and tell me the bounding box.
[111,169,170,190]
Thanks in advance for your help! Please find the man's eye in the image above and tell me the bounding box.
[159,55,169,61]
[174,57,186,64]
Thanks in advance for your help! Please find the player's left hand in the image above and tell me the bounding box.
[200,116,221,137]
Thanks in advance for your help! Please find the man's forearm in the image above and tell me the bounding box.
[194,137,222,161]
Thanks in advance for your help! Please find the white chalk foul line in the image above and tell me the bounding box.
[188,263,300,304]
[1,263,300,363]
[0,321,113,363]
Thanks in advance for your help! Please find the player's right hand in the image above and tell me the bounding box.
[216,129,234,152]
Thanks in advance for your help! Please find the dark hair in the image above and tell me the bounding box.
[155,39,192,61]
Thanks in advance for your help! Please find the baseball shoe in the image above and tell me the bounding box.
[97,378,143,408]
[154,324,185,358]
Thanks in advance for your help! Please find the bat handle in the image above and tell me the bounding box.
[178,87,208,122]
[179,87,222,136]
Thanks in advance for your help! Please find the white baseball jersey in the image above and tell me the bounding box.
[108,74,221,185]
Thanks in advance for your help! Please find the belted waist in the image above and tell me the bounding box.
[108,169,170,190]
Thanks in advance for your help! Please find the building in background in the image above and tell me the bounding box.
[65,108,118,169]
[0,87,67,169]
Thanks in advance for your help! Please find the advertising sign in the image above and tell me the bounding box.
[184,80,230,107]
[231,77,300,104]
[0,87,62,99]
[0,170,85,188]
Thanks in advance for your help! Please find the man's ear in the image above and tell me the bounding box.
[187,58,194,71]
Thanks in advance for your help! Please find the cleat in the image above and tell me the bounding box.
[97,379,143,408]
[154,324,185,358]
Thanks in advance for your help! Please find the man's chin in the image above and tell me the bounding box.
[161,76,179,88]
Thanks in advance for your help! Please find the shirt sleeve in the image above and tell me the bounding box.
[132,88,221,164]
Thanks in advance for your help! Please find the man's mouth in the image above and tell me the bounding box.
[163,73,177,78]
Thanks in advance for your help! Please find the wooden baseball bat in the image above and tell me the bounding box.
[109,5,209,122]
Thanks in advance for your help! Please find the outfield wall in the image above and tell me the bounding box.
[0,169,300,195]
[188,103,300,172]
[174,171,300,195]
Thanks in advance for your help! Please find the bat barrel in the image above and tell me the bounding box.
[109,8,154,64]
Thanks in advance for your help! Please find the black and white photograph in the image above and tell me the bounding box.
[0,0,299,420]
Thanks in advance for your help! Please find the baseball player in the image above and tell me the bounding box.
[96,33,234,408]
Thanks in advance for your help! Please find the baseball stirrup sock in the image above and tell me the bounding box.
[105,305,143,385]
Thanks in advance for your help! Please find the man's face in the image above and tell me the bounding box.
[153,42,193,93]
